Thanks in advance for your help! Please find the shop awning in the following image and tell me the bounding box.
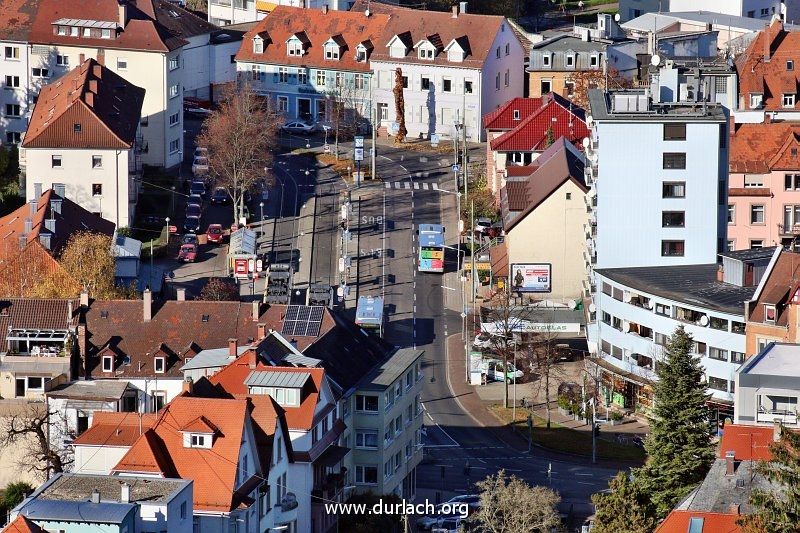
[590,357,654,387]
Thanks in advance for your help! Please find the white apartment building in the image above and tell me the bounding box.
[207,0,351,26]
[619,0,797,22]
[0,37,32,146]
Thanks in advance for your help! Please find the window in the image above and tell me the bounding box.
[27,377,43,390]
[356,465,378,484]
[751,239,764,249]
[789,60,795,71]
[728,204,735,224]
[395,450,402,471]
[464,80,473,94]
[354,74,366,90]
[51,155,62,168]
[335,72,344,87]
[92,155,102,169]
[565,81,575,96]
[727,239,735,251]
[663,123,686,140]
[4,104,20,117]
[384,460,392,479]
[253,37,264,54]
[325,44,340,60]
[287,40,302,56]
[504,70,509,87]
[102,356,113,372]
[652,302,669,317]
[785,174,800,190]
[180,501,187,520]
[442,78,452,93]
[708,376,728,392]
[57,26,67,35]
[316,70,326,86]
[496,46,501,59]
[765,304,777,323]
[169,84,180,98]
[101,28,111,39]
[540,79,551,94]
[761,7,769,16]
[4,46,19,59]
[731,351,746,364]
[419,46,434,60]
[83,27,91,37]
[542,54,551,67]
[601,311,611,325]
[277,96,288,112]
[378,103,388,121]
[566,54,574,67]
[747,10,756,17]
[70,26,78,37]
[154,357,165,373]
[566,192,572,200]
[169,139,180,153]
[355,394,378,412]
[710,316,728,331]
[662,211,685,227]
[750,204,765,224]
[663,153,686,169]
[693,342,707,355]
[421,77,430,91]
[745,175,764,188]
[169,56,180,70]
[6,132,20,144]
[399,75,408,89]
[117,58,128,70]
[355,430,378,449]
[56,54,69,67]
[750,93,763,108]
[31,67,49,78]
[715,76,727,93]
[356,48,367,62]
[169,112,180,126]
[662,181,685,198]
[661,240,684,256]
[505,43,510,56]
[5,75,19,88]
[298,69,308,85]
[732,321,746,334]
[590,54,599,67]
[784,94,796,108]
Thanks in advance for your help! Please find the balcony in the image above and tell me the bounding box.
[312,469,347,503]
[757,409,798,425]
[778,223,800,237]
[583,250,597,266]
[7,329,71,356]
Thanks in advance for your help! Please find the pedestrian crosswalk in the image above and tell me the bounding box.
[385,181,440,191]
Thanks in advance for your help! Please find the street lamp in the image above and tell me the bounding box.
[259,201,264,238]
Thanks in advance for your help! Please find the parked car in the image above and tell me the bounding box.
[192,156,209,177]
[184,96,213,117]
[177,243,198,262]
[487,221,504,239]
[183,216,201,234]
[211,187,229,205]
[473,333,494,350]
[281,120,315,135]
[185,203,201,219]
[431,517,463,533]
[206,224,224,243]
[188,194,203,207]
[443,494,480,512]
[482,358,523,383]
[194,146,208,158]
[475,217,492,233]
[182,233,199,246]
[190,181,206,198]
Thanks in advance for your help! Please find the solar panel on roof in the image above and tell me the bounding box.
[281,305,324,337]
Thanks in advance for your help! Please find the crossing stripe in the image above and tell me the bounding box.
[404,182,411,189]
[385,182,391,188]
[414,182,420,189]
[431,183,439,190]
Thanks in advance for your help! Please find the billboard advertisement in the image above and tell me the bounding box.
[510,263,551,293]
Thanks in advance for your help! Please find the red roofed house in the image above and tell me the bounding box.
[484,93,589,200]
[1,515,43,533]
[727,120,800,251]
[22,58,145,227]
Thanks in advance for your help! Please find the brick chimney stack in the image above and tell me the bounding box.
[725,450,735,476]
[228,338,238,358]
[143,289,152,322]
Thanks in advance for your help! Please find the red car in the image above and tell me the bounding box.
[177,243,198,262]
[206,224,224,244]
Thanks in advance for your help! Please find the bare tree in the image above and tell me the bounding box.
[0,403,73,478]
[197,81,281,223]
[393,68,407,144]
[483,287,523,409]
[471,469,561,533]
[520,322,568,429]
[570,66,631,109]
[327,73,370,161]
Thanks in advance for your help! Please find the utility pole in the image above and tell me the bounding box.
[462,92,468,203]
[471,200,476,305]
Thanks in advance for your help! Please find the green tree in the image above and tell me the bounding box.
[3,481,34,511]
[636,326,715,517]
[544,125,555,147]
[336,491,401,532]
[739,426,800,533]
[592,472,656,533]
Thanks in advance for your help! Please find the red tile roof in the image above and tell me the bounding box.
[113,396,251,512]
[655,511,741,533]
[208,353,325,431]
[483,97,543,130]
[0,241,79,298]
[746,251,800,325]
[736,19,799,111]
[504,164,539,178]
[0,0,41,41]
[729,122,800,173]
[23,59,145,150]
[181,416,218,434]
[72,411,158,447]
[718,424,776,462]
[2,516,43,533]
[236,6,390,72]
[490,93,589,152]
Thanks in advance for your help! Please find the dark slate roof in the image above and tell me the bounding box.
[595,264,753,315]
[0,297,79,348]
[360,348,423,390]
[719,247,777,261]
[17,500,135,524]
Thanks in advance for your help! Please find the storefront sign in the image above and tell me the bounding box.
[481,320,580,334]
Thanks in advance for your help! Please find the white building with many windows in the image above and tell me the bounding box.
[207,0,352,26]
[0,11,35,147]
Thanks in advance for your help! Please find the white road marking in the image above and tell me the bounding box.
[385,182,391,188]
[414,182,420,190]
[404,182,411,189]
[431,183,439,190]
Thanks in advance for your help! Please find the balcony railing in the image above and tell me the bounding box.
[757,409,798,425]
[778,223,800,236]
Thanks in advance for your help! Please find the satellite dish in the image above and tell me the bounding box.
[699,315,709,326]
[646,299,654,310]
[614,13,621,22]
[365,8,370,16]
[582,137,591,148]
[622,321,631,333]
[651,54,662,67]
[589,303,597,313]
[623,292,632,303]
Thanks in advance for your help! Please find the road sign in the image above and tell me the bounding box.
[354,136,364,148]
[354,147,364,161]
[430,133,440,147]
[452,164,460,173]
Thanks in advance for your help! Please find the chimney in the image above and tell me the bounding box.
[96,50,105,67]
[91,489,101,504]
[716,264,724,282]
[182,376,194,394]
[44,218,56,233]
[765,112,772,124]
[17,235,26,250]
[176,287,186,301]
[452,5,458,17]
[252,300,260,321]
[143,289,152,322]
[229,338,238,358]
[459,1,467,13]
[77,323,88,378]
[120,483,131,504]
[50,198,62,214]
[80,291,89,308]
[774,419,783,441]
[725,450,735,476]
[729,504,740,515]
[67,299,73,323]
[322,4,328,14]
[257,323,266,340]
[85,92,94,108]
[79,53,86,64]
[24,218,32,235]
[29,199,38,215]
[249,349,257,369]
[118,1,128,27]
[764,27,771,62]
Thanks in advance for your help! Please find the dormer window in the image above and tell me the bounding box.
[513,109,520,120]
[750,93,763,108]
[783,93,796,108]
[542,53,551,68]
[444,38,468,63]
[190,434,209,447]
[181,416,216,448]
[287,40,303,56]
[419,47,434,60]
[788,60,794,71]
[355,43,369,63]
[324,41,340,60]
[154,356,165,373]
[765,304,777,323]
[244,370,307,406]
[102,355,114,372]
[590,54,599,67]
[565,53,575,68]
[253,36,264,54]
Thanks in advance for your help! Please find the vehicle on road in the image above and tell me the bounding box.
[474,217,492,233]
[355,296,384,338]
[184,97,213,117]
[431,517,463,533]
[443,494,480,512]
[482,358,523,383]
[188,193,203,207]
[194,146,207,158]
[418,223,445,273]
[206,224,224,243]
[211,187,229,205]
[473,333,494,350]
[177,243,198,262]
[182,234,199,246]
[281,120,315,135]
[185,203,201,219]
[192,156,209,177]
[190,181,206,198]
[183,216,201,234]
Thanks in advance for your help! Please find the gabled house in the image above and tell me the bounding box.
[22,59,145,227]
[235,6,389,123]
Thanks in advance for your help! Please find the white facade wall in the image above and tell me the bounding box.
[592,118,727,269]
[73,445,129,474]
[669,0,782,18]
[126,377,185,413]
[0,41,31,147]
[24,147,135,226]
[207,0,349,25]
[592,273,746,403]
[139,482,193,533]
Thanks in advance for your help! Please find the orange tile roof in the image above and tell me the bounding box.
[718,424,776,462]
[747,251,800,325]
[736,19,800,111]
[2,516,43,533]
[113,396,251,513]
[236,6,390,72]
[209,353,324,431]
[72,411,158,447]
[23,59,145,150]
[180,416,218,434]
[730,122,800,173]
[655,511,741,533]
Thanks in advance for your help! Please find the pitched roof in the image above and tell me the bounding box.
[746,250,800,325]
[718,424,776,462]
[0,189,115,263]
[736,19,800,111]
[2,516,43,533]
[0,0,41,41]
[23,59,145,149]
[84,299,264,378]
[236,6,390,72]
[112,396,251,512]
[483,97,543,130]
[0,296,79,349]
[655,511,741,533]
[729,122,800,174]
[72,411,158,447]
[490,93,589,152]
[0,241,79,298]
[352,0,511,69]
[180,415,218,434]
[501,138,587,232]
[27,0,217,53]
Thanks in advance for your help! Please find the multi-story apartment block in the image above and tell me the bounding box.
[21,59,144,227]
[619,0,797,22]
[735,342,800,427]
[207,0,351,26]
[235,6,388,124]
[528,31,610,100]
[365,1,525,142]
[0,1,37,147]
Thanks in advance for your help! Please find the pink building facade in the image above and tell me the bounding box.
[728,122,800,251]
